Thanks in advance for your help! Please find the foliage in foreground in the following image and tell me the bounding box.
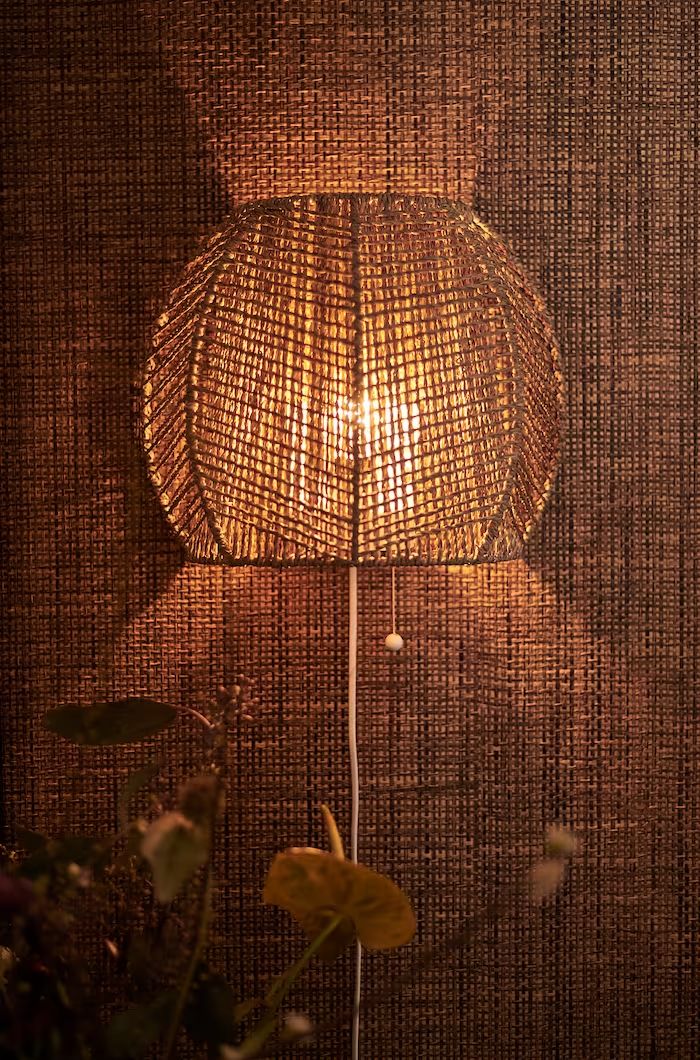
[0,689,575,1059]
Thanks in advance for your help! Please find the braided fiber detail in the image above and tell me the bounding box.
[144,193,561,565]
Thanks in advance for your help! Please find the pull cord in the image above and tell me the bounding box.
[348,566,361,1060]
[348,565,405,1060]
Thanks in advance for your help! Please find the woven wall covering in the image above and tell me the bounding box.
[2,2,699,1058]
[144,192,561,565]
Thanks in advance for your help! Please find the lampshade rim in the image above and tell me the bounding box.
[223,189,478,222]
[171,546,528,569]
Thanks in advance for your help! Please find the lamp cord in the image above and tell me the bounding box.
[391,566,397,634]
[347,565,362,1060]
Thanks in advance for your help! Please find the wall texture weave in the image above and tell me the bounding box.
[2,2,699,1057]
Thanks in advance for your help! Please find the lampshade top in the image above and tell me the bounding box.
[143,193,562,565]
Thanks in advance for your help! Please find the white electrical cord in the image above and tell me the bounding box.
[391,565,397,634]
[347,565,362,1060]
[348,566,404,1057]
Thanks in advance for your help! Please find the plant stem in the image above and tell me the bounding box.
[162,698,231,1059]
[235,914,344,1059]
[178,705,215,730]
[162,863,214,1060]
[250,884,532,1059]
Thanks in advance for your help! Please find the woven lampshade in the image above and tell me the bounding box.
[142,193,562,565]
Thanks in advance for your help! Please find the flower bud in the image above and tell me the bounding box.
[544,825,577,859]
[283,1011,314,1041]
[529,858,566,901]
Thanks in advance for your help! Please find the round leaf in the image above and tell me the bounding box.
[263,849,415,953]
[184,967,238,1046]
[44,699,177,746]
[298,908,355,962]
[106,992,177,1058]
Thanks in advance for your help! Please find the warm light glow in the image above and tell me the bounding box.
[319,393,422,517]
[362,394,421,516]
[143,193,562,564]
[287,392,421,516]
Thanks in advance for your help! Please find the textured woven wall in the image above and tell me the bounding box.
[2,2,699,1057]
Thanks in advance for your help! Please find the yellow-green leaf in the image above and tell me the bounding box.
[298,908,355,961]
[263,849,415,955]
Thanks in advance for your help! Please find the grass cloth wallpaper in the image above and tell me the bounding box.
[2,1,699,1057]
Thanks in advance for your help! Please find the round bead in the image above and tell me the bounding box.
[384,632,405,652]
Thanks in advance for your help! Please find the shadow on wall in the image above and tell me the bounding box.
[355,560,657,1059]
[3,2,230,695]
[142,0,490,204]
[1,3,234,836]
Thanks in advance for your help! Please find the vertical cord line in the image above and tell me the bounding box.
[347,565,362,1060]
[391,566,397,634]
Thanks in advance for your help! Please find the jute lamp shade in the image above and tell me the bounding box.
[142,193,562,565]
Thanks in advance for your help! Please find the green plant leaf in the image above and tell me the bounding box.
[118,762,162,831]
[105,991,177,1058]
[183,965,238,1046]
[20,834,112,881]
[140,812,210,903]
[44,699,177,746]
[15,828,48,854]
